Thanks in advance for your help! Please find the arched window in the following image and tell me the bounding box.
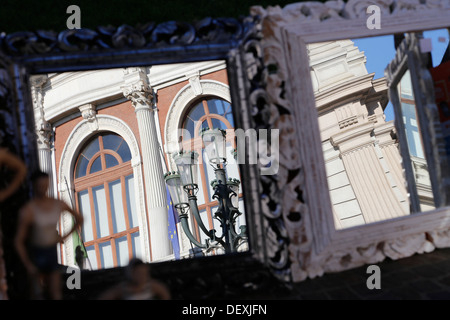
[74,132,141,269]
[180,97,245,244]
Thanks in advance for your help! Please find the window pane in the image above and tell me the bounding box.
[82,138,100,160]
[207,99,226,115]
[105,154,119,169]
[237,198,246,230]
[225,112,234,127]
[195,167,206,205]
[78,190,94,242]
[225,143,240,180]
[117,141,132,163]
[210,206,222,238]
[93,185,110,238]
[90,156,102,174]
[109,179,127,233]
[99,242,114,269]
[125,175,138,228]
[86,246,98,270]
[188,102,205,122]
[183,118,195,139]
[131,232,142,260]
[75,156,89,178]
[102,134,122,151]
[115,236,129,267]
[202,149,216,201]
[402,103,424,158]
[211,118,228,130]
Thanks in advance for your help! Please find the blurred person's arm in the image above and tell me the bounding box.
[59,200,84,242]
[0,148,27,202]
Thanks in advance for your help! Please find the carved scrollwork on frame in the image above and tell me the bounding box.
[246,7,312,282]
[250,0,450,25]
[0,17,250,56]
[239,10,313,282]
[0,54,17,152]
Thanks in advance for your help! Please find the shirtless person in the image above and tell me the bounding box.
[15,171,83,300]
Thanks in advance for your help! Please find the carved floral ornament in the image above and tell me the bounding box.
[247,0,450,281]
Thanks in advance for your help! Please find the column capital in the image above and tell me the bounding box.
[121,67,154,109]
[36,119,53,149]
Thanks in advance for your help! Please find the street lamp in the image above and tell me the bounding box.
[164,128,247,255]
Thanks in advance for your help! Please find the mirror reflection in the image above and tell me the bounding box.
[397,69,434,211]
[29,61,248,270]
[308,29,449,229]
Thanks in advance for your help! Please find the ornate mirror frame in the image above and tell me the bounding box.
[0,17,293,299]
[251,0,450,281]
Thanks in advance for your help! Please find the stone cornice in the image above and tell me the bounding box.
[315,73,375,112]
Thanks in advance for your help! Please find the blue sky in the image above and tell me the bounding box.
[352,29,449,122]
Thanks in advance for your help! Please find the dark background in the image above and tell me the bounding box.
[0,0,299,34]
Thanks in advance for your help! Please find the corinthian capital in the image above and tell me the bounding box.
[121,67,154,108]
[36,119,53,149]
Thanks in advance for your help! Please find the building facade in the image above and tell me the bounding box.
[31,60,246,269]
[309,40,433,229]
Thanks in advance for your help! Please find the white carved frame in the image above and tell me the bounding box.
[58,114,148,267]
[253,0,450,281]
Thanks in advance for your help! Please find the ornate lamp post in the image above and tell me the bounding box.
[164,128,247,255]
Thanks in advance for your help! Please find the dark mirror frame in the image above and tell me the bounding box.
[0,16,291,299]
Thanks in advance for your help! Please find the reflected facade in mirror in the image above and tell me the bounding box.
[30,60,248,270]
[308,36,431,229]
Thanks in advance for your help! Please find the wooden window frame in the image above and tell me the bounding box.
[74,134,138,269]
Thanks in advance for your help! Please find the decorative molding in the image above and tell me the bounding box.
[30,74,53,149]
[185,70,202,96]
[78,103,98,132]
[252,0,450,24]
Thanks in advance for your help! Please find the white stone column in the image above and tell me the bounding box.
[122,68,171,260]
[31,75,55,198]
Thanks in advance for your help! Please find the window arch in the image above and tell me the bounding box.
[182,97,234,138]
[74,132,141,269]
[180,97,245,244]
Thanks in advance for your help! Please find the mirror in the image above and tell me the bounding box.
[1,15,280,299]
[29,61,249,270]
[307,29,449,230]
